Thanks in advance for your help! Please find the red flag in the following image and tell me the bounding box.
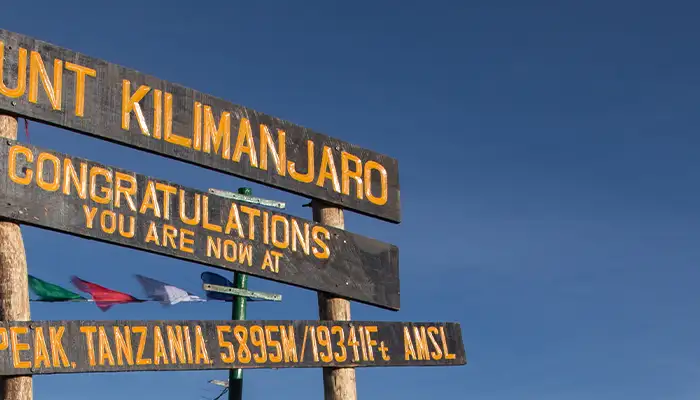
[70,276,144,311]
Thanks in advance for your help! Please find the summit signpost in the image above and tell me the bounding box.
[0,27,467,400]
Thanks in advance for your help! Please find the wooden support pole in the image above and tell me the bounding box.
[0,115,32,400]
[312,200,357,400]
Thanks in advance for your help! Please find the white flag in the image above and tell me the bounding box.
[134,274,205,305]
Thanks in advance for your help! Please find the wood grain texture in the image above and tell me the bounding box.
[0,140,400,310]
[0,28,401,223]
[0,115,32,400]
[0,320,466,375]
[313,200,356,400]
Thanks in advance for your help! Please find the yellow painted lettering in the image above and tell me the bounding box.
[64,62,96,117]
[365,326,378,361]
[311,226,330,260]
[403,327,417,361]
[166,326,186,364]
[331,326,347,362]
[49,326,70,367]
[153,89,162,138]
[139,181,161,218]
[162,224,177,250]
[316,326,333,363]
[179,228,195,254]
[239,244,253,267]
[133,326,152,365]
[224,203,244,237]
[341,151,363,199]
[100,210,117,234]
[206,236,221,259]
[121,80,151,135]
[62,159,87,199]
[8,145,33,185]
[263,211,269,244]
[291,220,310,255]
[192,102,202,150]
[287,140,314,183]
[33,327,51,368]
[261,251,274,272]
[183,326,194,364]
[223,239,237,263]
[114,326,134,366]
[250,325,267,363]
[36,152,60,192]
[203,106,231,158]
[29,51,62,110]
[89,166,112,204]
[358,327,367,361]
[364,161,388,206]
[119,214,136,238]
[427,326,442,360]
[271,215,289,249]
[0,43,27,98]
[233,326,251,363]
[439,326,456,360]
[10,327,31,369]
[264,326,282,363]
[98,326,116,366]
[279,325,297,363]
[115,172,137,211]
[144,221,160,245]
[347,327,360,362]
[155,183,176,220]
[194,326,210,364]
[240,206,260,240]
[153,326,169,365]
[259,125,285,175]
[217,326,235,364]
[179,190,201,226]
[80,326,97,366]
[164,92,192,147]
[316,146,340,193]
[82,205,97,229]
[232,118,257,167]
[202,196,222,232]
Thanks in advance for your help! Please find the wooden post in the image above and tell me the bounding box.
[0,115,32,400]
[312,200,357,400]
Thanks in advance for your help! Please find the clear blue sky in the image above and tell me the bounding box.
[3,0,700,399]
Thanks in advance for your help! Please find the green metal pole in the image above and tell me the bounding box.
[228,187,251,400]
[227,272,247,400]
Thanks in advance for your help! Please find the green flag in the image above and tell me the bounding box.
[28,275,87,302]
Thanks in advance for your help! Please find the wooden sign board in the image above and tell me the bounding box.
[0,28,401,223]
[0,140,400,310]
[0,320,465,375]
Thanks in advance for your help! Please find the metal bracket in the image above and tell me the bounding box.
[202,283,282,302]
[208,188,286,210]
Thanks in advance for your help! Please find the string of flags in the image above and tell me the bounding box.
[28,272,263,312]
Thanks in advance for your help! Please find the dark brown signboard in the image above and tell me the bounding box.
[0,319,465,375]
[0,140,400,310]
[0,28,401,223]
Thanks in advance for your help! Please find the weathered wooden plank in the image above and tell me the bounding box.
[0,28,401,223]
[0,140,400,310]
[0,319,465,375]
